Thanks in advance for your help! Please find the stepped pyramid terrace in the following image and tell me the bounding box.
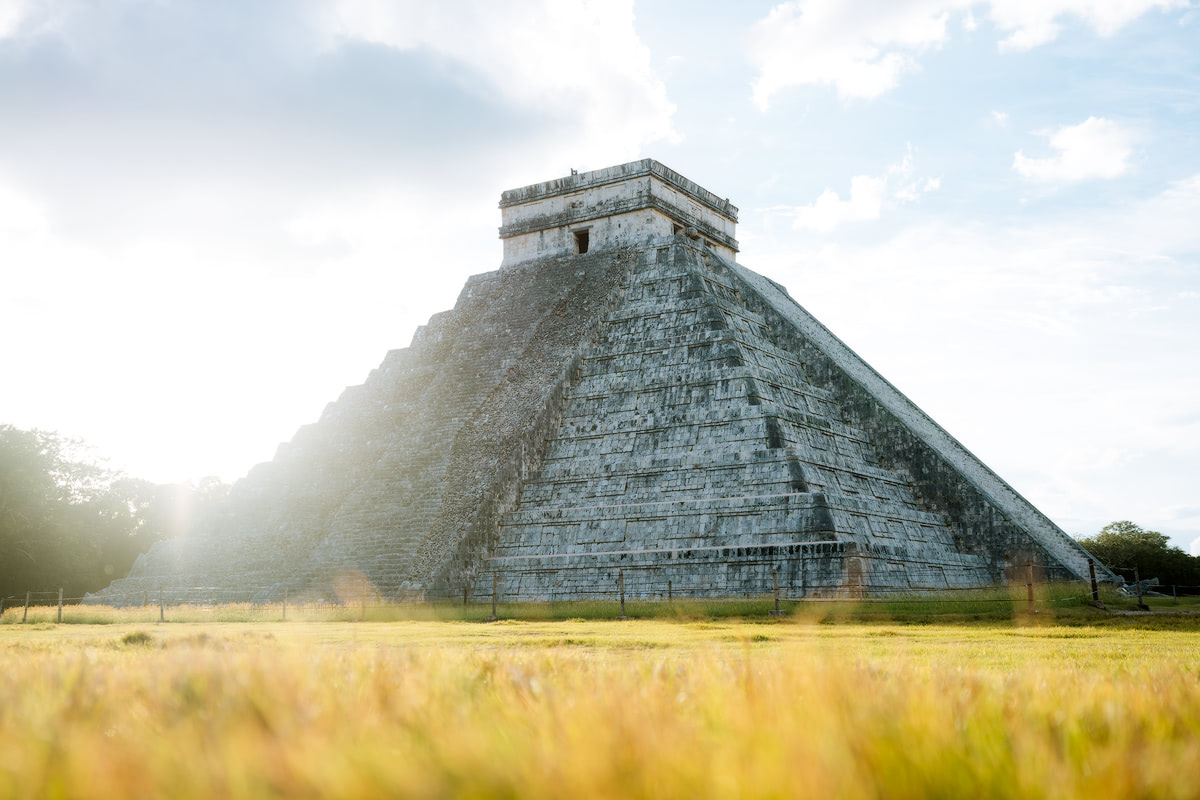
[89,160,1114,604]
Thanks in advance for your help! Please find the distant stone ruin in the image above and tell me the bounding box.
[90,159,1113,604]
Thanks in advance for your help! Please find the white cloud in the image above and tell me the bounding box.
[0,0,27,38]
[894,176,941,202]
[1013,116,1134,183]
[0,180,48,236]
[746,0,1185,107]
[0,0,85,43]
[792,175,888,232]
[746,0,957,105]
[319,0,677,162]
[786,148,939,231]
[991,109,1009,126]
[989,0,1187,51]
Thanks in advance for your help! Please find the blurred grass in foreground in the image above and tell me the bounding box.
[1,618,1199,798]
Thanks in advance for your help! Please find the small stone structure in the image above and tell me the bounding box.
[89,160,1113,604]
[500,159,738,266]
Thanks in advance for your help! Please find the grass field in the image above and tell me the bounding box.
[3,608,1200,798]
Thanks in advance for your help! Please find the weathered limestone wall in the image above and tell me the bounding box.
[499,207,678,267]
[478,238,998,600]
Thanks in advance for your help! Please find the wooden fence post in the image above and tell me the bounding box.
[1173,585,1178,605]
[1134,566,1149,611]
[1088,559,1102,608]
[488,572,499,621]
[1026,561,1034,614]
[463,586,468,607]
[618,569,626,619]
[159,589,164,622]
[770,568,783,616]
[22,591,30,623]
[667,579,672,604]
[360,577,366,622]
[282,588,288,621]
[57,588,63,623]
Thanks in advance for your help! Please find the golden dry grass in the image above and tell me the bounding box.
[2,618,1199,798]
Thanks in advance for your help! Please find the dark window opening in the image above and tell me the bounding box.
[574,229,590,254]
[672,224,683,235]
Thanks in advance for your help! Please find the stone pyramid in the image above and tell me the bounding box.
[91,160,1112,604]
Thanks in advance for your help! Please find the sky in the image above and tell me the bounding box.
[1,0,1198,554]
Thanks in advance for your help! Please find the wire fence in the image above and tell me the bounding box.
[4,566,1198,624]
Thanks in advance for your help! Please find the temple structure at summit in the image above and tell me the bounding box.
[498,160,738,265]
[89,160,1113,605]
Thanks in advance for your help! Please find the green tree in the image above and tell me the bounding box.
[1,426,99,597]
[0,425,227,600]
[1078,521,1200,590]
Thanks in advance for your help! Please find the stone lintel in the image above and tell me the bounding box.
[500,159,738,220]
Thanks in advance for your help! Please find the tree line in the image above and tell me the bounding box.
[1077,520,1200,590]
[3,423,1198,599]
[0,425,227,601]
